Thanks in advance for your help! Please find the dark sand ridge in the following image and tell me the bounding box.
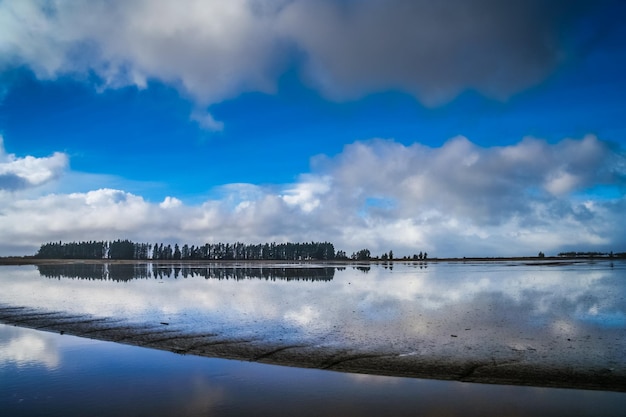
[1,304,624,392]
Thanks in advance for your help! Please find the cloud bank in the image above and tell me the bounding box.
[0,0,593,124]
[1,135,624,257]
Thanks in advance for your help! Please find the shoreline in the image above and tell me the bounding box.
[0,256,618,266]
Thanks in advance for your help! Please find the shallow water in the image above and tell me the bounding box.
[1,323,625,417]
[0,260,625,391]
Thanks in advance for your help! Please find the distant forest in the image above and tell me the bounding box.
[557,251,626,258]
[35,240,342,261]
[34,240,430,261]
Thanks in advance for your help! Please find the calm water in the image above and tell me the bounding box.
[1,260,625,415]
[1,323,625,417]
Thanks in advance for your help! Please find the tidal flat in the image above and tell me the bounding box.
[0,260,624,394]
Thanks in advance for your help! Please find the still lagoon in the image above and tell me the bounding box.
[1,260,625,415]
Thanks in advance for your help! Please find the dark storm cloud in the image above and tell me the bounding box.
[281,0,593,104]
[0,0,603,110]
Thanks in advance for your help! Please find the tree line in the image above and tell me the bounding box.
[350,248,428,261]
[557,251,626,259]
[34,240,432,262]
[35,240,339,261]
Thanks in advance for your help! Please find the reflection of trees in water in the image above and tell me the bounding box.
[37,264,335,282]
[38,264,148,281]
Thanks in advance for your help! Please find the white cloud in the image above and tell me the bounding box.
[281,175,331,213]
[160,196,183,209]
[190,109,225,131]
[0,0,592,118]
[0,136,68,191]
[0,135,624,257]
[0,0,282,127]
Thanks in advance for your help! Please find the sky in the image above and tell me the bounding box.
[0,0,625,258]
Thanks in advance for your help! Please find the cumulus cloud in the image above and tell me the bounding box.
[0,136,68,191]
[282,175,332,213]
[160,196,183,209]
[0,0,595,121]
[0,135,624,257]
[317,134,622,222]
[0,0,283,129]
[331,135,625,255]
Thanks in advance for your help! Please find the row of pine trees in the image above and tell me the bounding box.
[35,240,340,261]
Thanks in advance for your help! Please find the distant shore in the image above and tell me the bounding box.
[0,255,619,266]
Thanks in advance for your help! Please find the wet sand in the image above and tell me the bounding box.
[1,305,624,392]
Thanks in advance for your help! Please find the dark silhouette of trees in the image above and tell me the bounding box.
[351,248,371,261]
[411,251,429,261]
[35,240,338,261]
[557,251,616,258]
[173,244,182,260]
[109,239,135,260]
[36,240,107,259]
[34,240,444,263]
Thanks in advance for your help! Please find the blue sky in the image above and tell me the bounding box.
[0,0,625,257]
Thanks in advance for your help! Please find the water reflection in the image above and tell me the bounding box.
[0,325,59,369]
[1,261,625,388]
[2,262,624,336]
[37,263,335,281]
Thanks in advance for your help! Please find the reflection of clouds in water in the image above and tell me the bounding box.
[0,326,59,369]
[551,320,578,337]
[344,373,401,385]
[349,265,607,309]
[284,305,320,327]
[176,376,226,416]
[0,262,624,349]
